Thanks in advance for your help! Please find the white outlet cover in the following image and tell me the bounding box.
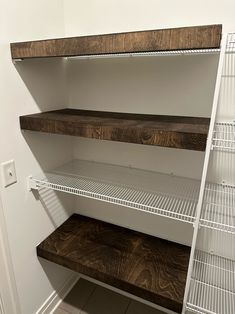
[1,160,17,187]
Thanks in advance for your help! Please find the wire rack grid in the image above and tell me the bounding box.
[186,33,235,314]
[186,250,235,314]
[29,160,200,224]
[200,183,235,234]
[67,48,220,60]
[213,123,235,152]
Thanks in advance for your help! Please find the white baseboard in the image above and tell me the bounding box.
[36,274,79,314]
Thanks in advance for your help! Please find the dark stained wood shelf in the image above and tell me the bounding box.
[20,109,210,151]
[37,214,190,313]
[11,24,221,59]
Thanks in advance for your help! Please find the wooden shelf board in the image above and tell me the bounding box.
[20,109,210,151]
[37,214,190,313]
[11,24,222,59]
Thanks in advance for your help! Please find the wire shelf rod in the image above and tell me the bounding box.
[66,48,221,60]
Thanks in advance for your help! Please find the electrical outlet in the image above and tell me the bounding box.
[1,160,17,187]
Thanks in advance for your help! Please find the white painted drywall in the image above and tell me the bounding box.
[64,0,235,36]
[0,1,75,314]
[0,191,20,314]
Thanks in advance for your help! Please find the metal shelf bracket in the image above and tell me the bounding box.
[27,176,39,191]
[13,58,23,65]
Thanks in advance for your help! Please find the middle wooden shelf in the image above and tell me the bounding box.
[20,109,210,151]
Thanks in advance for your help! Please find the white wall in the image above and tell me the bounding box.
[0,1,75,314]
[64,0,235,36]
[0,192,20,314]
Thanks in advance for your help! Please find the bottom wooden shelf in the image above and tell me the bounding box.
[37,214,190,312]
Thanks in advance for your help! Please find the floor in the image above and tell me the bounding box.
[54,278,166,314]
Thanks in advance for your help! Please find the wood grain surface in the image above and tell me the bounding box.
[11,24,222,59]
[20,109,210,151]
[37,214,190,313]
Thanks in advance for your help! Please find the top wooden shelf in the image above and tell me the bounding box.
[11,24,222,59]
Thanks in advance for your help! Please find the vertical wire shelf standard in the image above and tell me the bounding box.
[29,159,200,224]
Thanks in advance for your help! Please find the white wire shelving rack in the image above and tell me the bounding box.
[212,34,235,152]
[184,33,235,314]
[29,159,200,223]
[29,158,235,233]
[67,48,220,60]
[186,250,235,314]
[212,123,235,152]
[200,183,235,234]
[14,48,222,63]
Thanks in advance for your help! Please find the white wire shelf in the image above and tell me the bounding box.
[29,160,200,223]
[212,123,235,152]
[200,183,235,234]
[186,250,235,314]
[66,40,235,60]
[226,34,235,54]
[67,48,220,60]
[185,33,235,314]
